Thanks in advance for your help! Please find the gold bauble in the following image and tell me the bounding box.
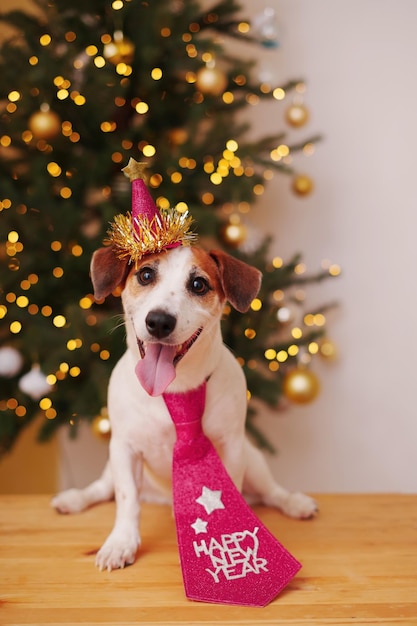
[292,174,314,196]
[220,220,247,248]
[91,410,111,441]
[28,108,61,140]
[285,103,309,127]
[282,368,320,404]
[196,66,228,96]
[104,33,135,65]
[167,128,189,146]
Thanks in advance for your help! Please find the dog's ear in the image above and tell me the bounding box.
[209,249,262,313]
[90,246,130,300]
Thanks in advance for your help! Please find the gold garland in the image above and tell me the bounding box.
[106,207,197,264]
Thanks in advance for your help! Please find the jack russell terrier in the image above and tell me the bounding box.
[52,243,317,572]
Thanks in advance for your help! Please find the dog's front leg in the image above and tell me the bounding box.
[95,441,143,571]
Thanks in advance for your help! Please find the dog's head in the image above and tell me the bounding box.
[91,245,261,396]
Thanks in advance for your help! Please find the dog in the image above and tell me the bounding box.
[52,243,317,571]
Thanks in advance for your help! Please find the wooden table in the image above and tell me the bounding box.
[1,494,416,625]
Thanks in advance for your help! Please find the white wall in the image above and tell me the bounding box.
[247,0,417,492]
[60,0,417,494]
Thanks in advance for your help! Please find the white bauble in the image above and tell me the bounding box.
[19,365,53,400]
[0,346,24,378]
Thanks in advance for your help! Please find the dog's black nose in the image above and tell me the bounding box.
[145,309,177,339]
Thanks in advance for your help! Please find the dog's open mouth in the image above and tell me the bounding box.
[135,328,203,397]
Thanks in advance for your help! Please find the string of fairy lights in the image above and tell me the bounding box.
[0,0,340,441]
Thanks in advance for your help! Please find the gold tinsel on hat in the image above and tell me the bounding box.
[106,208,197,264]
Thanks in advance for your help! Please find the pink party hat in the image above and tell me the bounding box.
[122,158,159,223]
[106,158,197,264]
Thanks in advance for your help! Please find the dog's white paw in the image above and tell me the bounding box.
[51,489,89,514]
[281,492,318,519]
[95,531,140,571]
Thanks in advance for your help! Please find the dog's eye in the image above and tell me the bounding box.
[137,267,155,286]
[189,276,210,295]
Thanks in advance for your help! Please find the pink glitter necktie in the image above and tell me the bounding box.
[163,382,301,607]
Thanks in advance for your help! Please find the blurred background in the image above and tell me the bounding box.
[1,0,416,494]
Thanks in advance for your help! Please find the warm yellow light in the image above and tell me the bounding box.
[277,144,290,157]
[79,296,93,309]
[73,94,86,106]
[16,296,29,308]
[135,102,149,114]
[244,329,256,340]
[57,89,69,100]
[86,45,98,56]
[47,162,62,177]
[329,264,341,277]
[264,349,277,360]
[222,92,234,104]
[40,34,52,46]
[288,344,299,357]
[60,187,72,199]
[151,67,162,80]
[175,202,188,213]
[8,91,21,102]
[304,313,315,326]
[53,315,66,328]
[69,367,81,377]
[142,144,156,157]
[294,263,306,275]
[273,87,285,100]
[71,244,83,257]
[94,56,106,68]
[237,21,250,33]
[277,350,288,362]
[250,298,262,311]
[171,172,182,183]
[291,327,303,339]
[210,173,222,185]
[46,374,57,385]
[8,231,19,243]
[39,397,52,410]
[10,321,22,334]
[112,0,124,9]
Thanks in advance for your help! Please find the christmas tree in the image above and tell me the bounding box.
[0,0,338,456]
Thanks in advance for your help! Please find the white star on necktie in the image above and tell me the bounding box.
[190,518,208,534]
[196,486,225,515]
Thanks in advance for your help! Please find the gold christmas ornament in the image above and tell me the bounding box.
[103,30,135,65]
[282,368,320,404]
[196,65,228,96]
[285,103,309,127]
[220,219,247,248]
[292,174,314,196]
[91,409,111,440]
[28,107,61,140]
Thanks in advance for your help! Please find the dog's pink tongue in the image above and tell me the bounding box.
[135,343,177,397]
